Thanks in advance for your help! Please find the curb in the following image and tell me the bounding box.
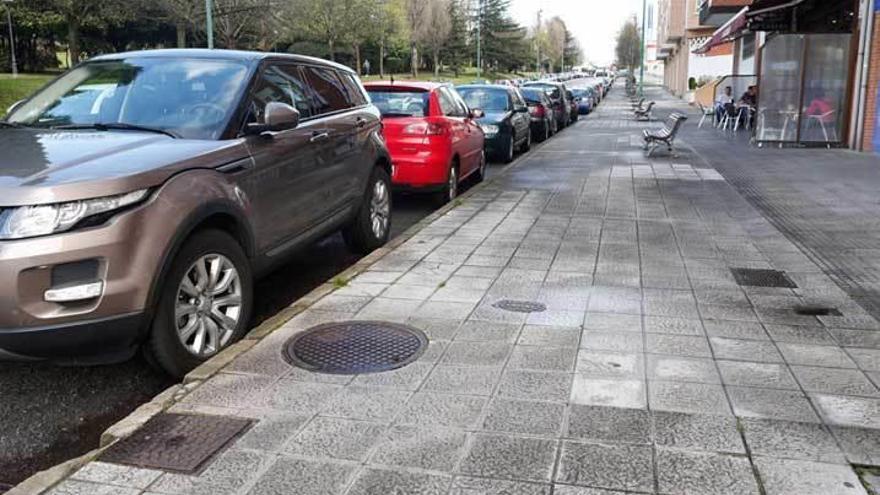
[16,120,560,494]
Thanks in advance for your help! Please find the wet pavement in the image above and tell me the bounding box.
[34,88,880,494]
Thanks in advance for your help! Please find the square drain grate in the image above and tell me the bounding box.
[100,413,252,473]
[730,268,798,289]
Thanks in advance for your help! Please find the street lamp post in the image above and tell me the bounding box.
[476,0,482,79]
[639,0,647,97]
[3,0,16,77]
[205,0,214,49]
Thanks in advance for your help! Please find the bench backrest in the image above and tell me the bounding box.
[663,113,688,139]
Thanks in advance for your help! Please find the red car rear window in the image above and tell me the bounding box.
[366,88,429,117]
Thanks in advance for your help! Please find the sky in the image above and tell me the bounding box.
[510,0,646,67]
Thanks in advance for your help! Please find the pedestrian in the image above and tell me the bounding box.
[363,59,370,76]
[714,86,734,124]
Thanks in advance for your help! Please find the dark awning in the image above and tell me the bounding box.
[693,7,749,54]
[747,0,856,33]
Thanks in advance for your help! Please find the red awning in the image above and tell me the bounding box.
[693,7,749,54]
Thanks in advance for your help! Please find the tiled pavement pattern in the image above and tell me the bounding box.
[47,90,880,495]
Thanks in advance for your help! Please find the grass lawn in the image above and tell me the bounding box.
[0,74,54,113]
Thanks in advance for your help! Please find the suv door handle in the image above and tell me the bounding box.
[356,117,367,128]
[310,131,330,143]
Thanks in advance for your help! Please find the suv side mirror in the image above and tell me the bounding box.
[515,105,528,113]
[247,102,300,135]
[469,108,484,119]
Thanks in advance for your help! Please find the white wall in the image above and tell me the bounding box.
[688,52,733,81]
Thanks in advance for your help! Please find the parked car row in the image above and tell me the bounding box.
[0,48,610,377]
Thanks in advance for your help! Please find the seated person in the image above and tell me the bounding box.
[806,90,835,122]
[739,86,757,107]
[714,86,734,123]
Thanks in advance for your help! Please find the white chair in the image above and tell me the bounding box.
[807,110,837,142]
[697,103,715,129]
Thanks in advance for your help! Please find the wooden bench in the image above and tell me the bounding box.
[643,112,688,157]
[630,97,645,108]
[634,101,655,121]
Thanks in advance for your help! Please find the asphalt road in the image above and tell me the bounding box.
[0,163,506,489]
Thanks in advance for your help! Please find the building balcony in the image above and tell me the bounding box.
[698,0,752,27]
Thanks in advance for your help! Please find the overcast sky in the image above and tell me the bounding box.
[510,0,645,66]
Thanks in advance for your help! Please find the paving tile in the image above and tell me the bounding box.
[482,398,566,437]
[46,480,141,495]
[551,486,637,495]
[647,355,721,384]
[652,410,745,454]
[508,346,577,371]
[408,317,463,340]
[575,351,644,379]
[727,387,820,423]
[754,457,868,495]
[847,347,880,371]
[829,425,880,465]
[646,334,712,357]
[235,413,311,451]
[716,360,799,390]
[423,366,502,395]
[396,393,486,428]
[458,434,558,483]
[527,310,586,327]
[830,329,880,348]
[648,380,731,415]
[496,369,572,402]
[570,376,646,409]
[710,337,783,363]
[256,379,343,414]
[791,366,880,397]
[764,324,835,345]
[320,386,410,421]
[566,404,652,444]
[656,448,759,495]
[703,320,769,340]
[442,341,513,367]
[370,425,468,472]
[455,321,522,342]
[284,417,386,461]
[579,331,644,352]
[449,476,551,495]
[583,312,642,332]
[555,441,654,492]
[517,325,581,347]
[741,417,845,463]
[245,457,355,495]
[777,343,858,368]
[811,393,880,428]
[149,449,273,495]
[347,468,451,495]
[70,462,161,490]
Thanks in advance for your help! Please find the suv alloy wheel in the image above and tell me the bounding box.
[343,166,392,253]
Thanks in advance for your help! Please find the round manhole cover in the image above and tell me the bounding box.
[283,321,428,374]
[492,300,547,313]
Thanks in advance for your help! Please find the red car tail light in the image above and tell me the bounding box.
[402,122,447,135]
[529,105,545,118]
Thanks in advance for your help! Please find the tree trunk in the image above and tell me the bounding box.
[379,37,385,78]
[176,22,187,48]
[354,43,361,75]
[328,39,335,61]
[410,42,417,77]
[433,49,439,77]
[67,15,80,66]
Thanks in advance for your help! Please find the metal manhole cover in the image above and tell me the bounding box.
[99,413,252,473]
[493,300,547,313]
[283,321,428,374]
[730,268,798,288]
[794,306,843,317]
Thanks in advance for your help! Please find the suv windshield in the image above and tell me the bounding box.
[456,87,509,112]
[6,57,250,140]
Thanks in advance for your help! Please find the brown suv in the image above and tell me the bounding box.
[0,49,392,377]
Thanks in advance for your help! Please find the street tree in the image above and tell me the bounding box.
[615,17,641,73]
[473,0,529,73]
[442,0,469,76]
[422,0,451,76]
[405,0,429,76]
[157,0,201,47]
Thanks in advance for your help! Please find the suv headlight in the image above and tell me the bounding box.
[480,124,499,136]
[0,189,150,240]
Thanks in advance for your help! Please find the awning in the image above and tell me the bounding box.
[693,6,749,54]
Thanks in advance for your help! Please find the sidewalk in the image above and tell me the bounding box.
[37,89,880,495]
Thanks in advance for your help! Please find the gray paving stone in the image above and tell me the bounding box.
[245,457,355,495]
[46,480,141,495]
[656,448,759,495]
[408,317,463,340]
[508,345,577,371]
[552,486,633,495]
[754,457,868,495]
[777,343,858,368]
[741,418,845,463]
[811,393,880,428]
[396,392,486,428]
[442,341,513,367]
[458,434,558,483]
[830,328,880,348]
[555,441,654,492]
[182,372,275,410]
[482,398,565,437]
[829,425,880,465]
[791,366,880,397]
[150,449,273,495]
[423,365,502,395]
[716,360,799,390]
[496,369,573,402]
[257,378,343,413]
[450,476,551,495]
[455,321,522,342]
[517,325,581,347]
[727,387,820,423]
[566,404,652,444]
[710,337,784,363]
[370,425,468,472]
[764,324,836,345]
[846,347,880,371]
[703,320,769,340]
[579,331,644,352]
[575,351,644,379]
[70,462,161,489]
[646,334,712,358]
[284,416,386,461]
[570,376,646,409]
[649,380,731,415]
[320,386,410,421]
[653,410,745,454]
[350,362,434,391]
[583,312,642,332]
[647,355,721,384]
[347,468,452,495]
[235,413,310,451]
[527,310,586,327]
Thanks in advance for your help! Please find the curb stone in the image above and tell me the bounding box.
[18,126,555,494]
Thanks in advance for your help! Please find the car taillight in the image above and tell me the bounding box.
[529,105,545,117]
[402,122,446,135]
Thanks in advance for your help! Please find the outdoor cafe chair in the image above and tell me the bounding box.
[697,103,715,129]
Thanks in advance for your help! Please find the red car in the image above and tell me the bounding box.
[364,81,485,203]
